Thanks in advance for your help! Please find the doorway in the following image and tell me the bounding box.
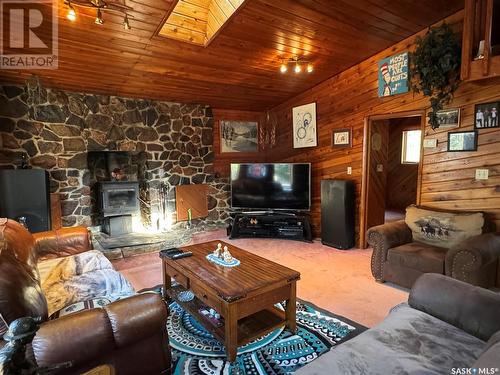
[360,111,425,248]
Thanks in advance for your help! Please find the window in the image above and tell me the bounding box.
[401,130,422,164]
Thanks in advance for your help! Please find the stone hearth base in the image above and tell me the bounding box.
[91,224,226,259]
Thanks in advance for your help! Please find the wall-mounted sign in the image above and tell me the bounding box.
[423,139,438,148]
[378,52,409,97]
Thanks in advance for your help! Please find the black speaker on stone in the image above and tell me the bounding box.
[0,169,51,233]
[321,179,355,249]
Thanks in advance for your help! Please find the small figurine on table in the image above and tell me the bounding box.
[214,243,223,258]
[223,246,233,262]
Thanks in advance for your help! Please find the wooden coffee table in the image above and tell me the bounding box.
[161,240,300,362]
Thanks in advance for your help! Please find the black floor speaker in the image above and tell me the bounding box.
[0,169,51,233]
[321,179,355,249]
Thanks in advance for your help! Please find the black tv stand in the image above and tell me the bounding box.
[229,212,312,242]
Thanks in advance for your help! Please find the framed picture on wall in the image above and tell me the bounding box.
[220,120,259,153]
[474,101,499,129]
[378,52,409,97]
[435,108,460,128]
[332,128,352,148]
[447,130,477,152]
[292,102,317,148]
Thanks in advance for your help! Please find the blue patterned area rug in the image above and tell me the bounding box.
[167,300,366,375]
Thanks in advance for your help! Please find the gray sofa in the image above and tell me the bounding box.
[297,274,500,374]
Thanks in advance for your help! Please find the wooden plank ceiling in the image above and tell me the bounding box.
[0,0,464,110]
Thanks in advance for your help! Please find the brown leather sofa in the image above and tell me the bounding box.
[367,212,500,289]
[0,218,171,374]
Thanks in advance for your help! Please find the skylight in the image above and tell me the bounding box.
[159,0,246,46]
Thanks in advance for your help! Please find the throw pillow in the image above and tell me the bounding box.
[49,297,111,320]
[405,205,484,249]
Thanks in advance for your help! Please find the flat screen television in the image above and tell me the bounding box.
[230,163,311,211]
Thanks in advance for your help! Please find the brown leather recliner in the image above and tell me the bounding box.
[367,213,500,289]
[0,218,171,374]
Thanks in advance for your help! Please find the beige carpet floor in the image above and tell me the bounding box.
[112,229,408,327]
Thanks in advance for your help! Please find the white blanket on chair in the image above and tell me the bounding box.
[38,250,135,315]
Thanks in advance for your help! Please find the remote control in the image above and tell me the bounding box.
[165,248,181,254]
[171,251,193,260]
[160,248,182,258]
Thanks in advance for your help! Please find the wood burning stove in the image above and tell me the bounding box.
[99,182,140,217]
[98,181,139,236]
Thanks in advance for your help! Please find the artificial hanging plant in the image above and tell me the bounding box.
[409,23,461,129]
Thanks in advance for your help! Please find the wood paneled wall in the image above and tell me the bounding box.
[213,109,266,176]
[386,117,421,211]
[267,10,500,245]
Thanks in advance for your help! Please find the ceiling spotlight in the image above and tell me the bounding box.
[95,8,104,25]
[279,57,313,74]
[123,14,131,30]
[67,4,76,22]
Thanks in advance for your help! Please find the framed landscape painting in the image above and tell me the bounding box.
[220,121,259,153]
[435,108,460,128]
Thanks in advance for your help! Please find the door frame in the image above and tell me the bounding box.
[359,110,426,248]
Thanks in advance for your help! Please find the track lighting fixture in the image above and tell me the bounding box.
[63,1,134,29]
[67,3,76,21]
[95,8,104,25]
[279,56,313,74]
[123,14,131,30]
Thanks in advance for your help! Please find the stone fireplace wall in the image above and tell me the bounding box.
[0,84,230,229]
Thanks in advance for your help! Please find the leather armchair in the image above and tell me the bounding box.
[33,293,171,374]
[368,218,500,289]
[367,220,412,282]
[445,233,500,287]
[0,219,171,374]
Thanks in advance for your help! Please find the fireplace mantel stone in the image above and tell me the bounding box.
[0,85,230,230]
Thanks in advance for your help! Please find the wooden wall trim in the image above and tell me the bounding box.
[50,193,62,230]
[415,114,427,207]
[359,118,370,248]
[368,110,424,121]
[461,0,474,80]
